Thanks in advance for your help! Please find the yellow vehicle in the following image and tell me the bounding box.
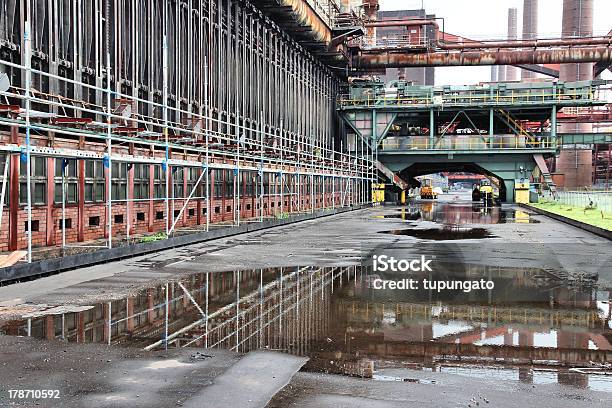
[420,178,438,200]
[479,179,494,205]
[371,183,385,204]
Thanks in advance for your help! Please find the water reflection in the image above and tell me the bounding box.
[392,202,540,224]
[1,263,611,392]
[322,264,612,391]
[0,266,355,356]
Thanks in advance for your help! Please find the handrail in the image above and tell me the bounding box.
[337,88,599,108]
[380,135,557,151]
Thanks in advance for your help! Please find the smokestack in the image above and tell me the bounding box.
[560,0,594,81]
[506,8,518,81]
[557,0,594,189]
[498,8,518,82]
[491,65,498,82]
[521,0,538,80]
[363,0,379,45]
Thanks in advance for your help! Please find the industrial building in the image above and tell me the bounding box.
[0,1,611,406]
[0,0,610,263]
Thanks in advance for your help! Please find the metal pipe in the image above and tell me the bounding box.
[352,46,612,68]
[24,20,32,263]
[438,36,612,50]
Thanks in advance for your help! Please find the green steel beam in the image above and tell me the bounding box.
[559,133,612,144]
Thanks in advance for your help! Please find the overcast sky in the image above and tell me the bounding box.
[379,0,612,85]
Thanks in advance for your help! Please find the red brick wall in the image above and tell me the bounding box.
[0,131,357,252]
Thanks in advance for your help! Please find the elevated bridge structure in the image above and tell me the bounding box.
[338,79,611,202]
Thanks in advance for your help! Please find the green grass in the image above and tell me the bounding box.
[530,201,612,231]
[139,232,168,243]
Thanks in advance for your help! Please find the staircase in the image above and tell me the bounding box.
[533,153,557,197]
[375,160,409,190]
[497,109,537,144]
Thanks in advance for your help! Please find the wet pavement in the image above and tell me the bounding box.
[1,194,611,406]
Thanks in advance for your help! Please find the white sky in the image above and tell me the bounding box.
[379,0,612,85]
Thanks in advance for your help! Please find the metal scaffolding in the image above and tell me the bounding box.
[0,0,373,262]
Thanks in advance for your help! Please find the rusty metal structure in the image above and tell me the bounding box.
[0,0,373,264]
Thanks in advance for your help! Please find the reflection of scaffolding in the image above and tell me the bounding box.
[4,266,357,357]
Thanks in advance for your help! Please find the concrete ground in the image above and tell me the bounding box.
[0,194,610,316]
[0,336,306,408]
[267,369,612,408]
[0,194,611,407]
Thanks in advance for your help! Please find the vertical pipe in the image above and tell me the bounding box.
[107,301,112,345]
[205,272,209,348]
[260,112,264,222]
[259,268,263,348]
[235,270,240,351]
[204,58,210,232]
[163,35,169,236]
[164,282,169,350]
[106,50,113,249]
[62,161,66,247]
[24,20,32,262]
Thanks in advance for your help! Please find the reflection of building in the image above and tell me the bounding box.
[337,275,612,378]
[376,9,436,85]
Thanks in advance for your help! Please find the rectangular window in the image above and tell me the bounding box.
[111,162,128,201]
[24,220,39,232]
[84,160,105,203]
[224,169,234,198]
[213,169,223,198]
[186,167,199,198]
[20,156,47,205]
[58,218,72,229]
[54,159,78,204]
[153,165,165,199]
[133,164,149,200]
[172,167,184,198]
[263,172,270,195]
[244,171,255,197]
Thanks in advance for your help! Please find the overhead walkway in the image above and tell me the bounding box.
[338,79,609,202]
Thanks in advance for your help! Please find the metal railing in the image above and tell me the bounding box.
[381,135,557,151]
[358,34,429,49]
[540,189,612,213]
[338,88,598,109]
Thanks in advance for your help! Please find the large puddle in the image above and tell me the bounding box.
[379,227,496,240]
[1,263,611,392]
